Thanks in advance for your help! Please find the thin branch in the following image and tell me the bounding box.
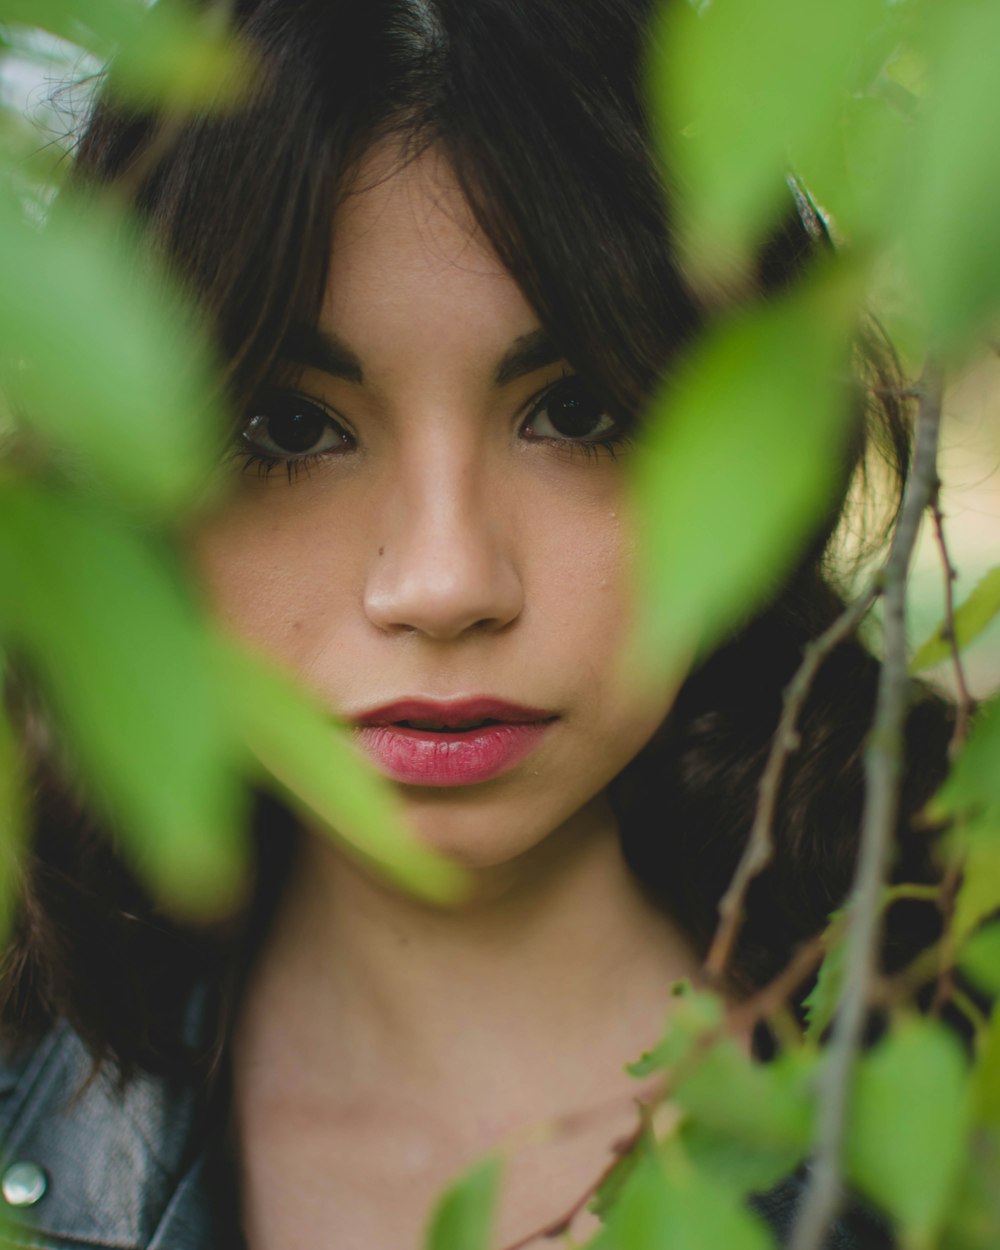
[705,586,879,980]
[497,932,826,1250]
[928,495,974,755]
[789,364,945,1250]
[499,1118,650,1250]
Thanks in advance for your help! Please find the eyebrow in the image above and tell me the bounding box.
[280,325,562,388]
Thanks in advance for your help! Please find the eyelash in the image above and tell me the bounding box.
[233,374,633,482]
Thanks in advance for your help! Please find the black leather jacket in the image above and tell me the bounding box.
[0,1005,889,1250]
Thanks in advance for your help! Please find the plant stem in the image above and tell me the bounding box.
[789,364,945,1250]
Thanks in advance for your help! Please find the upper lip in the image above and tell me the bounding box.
[352,697,556,728]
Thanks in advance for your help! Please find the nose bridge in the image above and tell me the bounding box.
[364,431,523,639]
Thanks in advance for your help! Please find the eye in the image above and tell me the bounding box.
[240,392,352,460]
[522,375,619,443]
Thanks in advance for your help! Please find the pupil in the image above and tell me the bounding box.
[266,400,327,453]
[548,383,604,438]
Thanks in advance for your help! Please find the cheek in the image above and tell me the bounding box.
[189,493,358,659]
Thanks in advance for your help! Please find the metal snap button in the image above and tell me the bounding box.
[2,1161,48,1207]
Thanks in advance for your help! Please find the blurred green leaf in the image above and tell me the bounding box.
[959,921,1000,998]
[0,188,220,515]
[631,267,860,680]
[846,1017,971,1247]
[423,1156,501,1250]
[911,566,1000,673]
[802,919,846,1041]
[972,1008,1000,1131]
[650,0,893,272]
[674,1043,814,1156]
[679,1121,803,1197]
[588,1147,775,1250]
[0,482,245,913]
[929,698,1000,943]
[929,695,1000,825]
[901,1,1000,353]
[953,830,1000,950]
[0,0,250,112]
[219,641,468,905]
[792,91,909,246]
[626,980,724,1078]
[108,0,253,111]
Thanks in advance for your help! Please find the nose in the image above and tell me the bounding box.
[363,459,524,640]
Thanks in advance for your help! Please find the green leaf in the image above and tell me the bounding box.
[218,641,468,905]
[107,0,254,111]
[846,1017,971,1248]
[803,914,846,1040]
[928,695,1000,824]
[929,698,1000,944]
[1,0,250,113]
[626,980,724,1078]
[672,1046,816,1196]
[0,189,220,516]
[679,1121,804,1197]
[631,267,860,681]
[971,1008,1000,1131]
[911,566,1000,673]
[0,483,245,914]
[674,1043,815,1156]
[588,1147,776,1250]
[423,1156,501,1250]
[649,0,894,272]
[953,829,1000,949]
[958,922,1000,998]
[901,1,1000,353]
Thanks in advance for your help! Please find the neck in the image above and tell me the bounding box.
[235,798,697,1139]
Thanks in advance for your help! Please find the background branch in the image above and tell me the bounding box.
[789,363,946,1250]
[705,587,879,980]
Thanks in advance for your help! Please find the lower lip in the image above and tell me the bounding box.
[354,721,554,787]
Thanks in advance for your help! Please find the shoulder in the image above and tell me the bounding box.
[0,1001,235,1250]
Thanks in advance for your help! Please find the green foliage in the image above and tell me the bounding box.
[626,980,724,1077]
[0,190,220,515]
[672,1043,815,1181]
[587,1145,776,1250]
[846,1018,970,1248]
[2,0,251,111]
[911,566,1000,673]
[958,921,1000,997]
[0,482,246,912]
[928,698,1000,943]
[423,1156,501,1250]
[632,267,859,678]
[802,913,846,1041]
[649,0,890,273]
[896,1,1000,354]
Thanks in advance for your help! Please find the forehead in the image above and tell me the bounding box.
[320,142,536,364]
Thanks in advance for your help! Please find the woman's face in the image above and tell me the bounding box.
[194,144,678,869]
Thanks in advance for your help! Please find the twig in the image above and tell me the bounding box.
[789,363,945,1250]
[928,495,974,755]
[499,1117,650,1250]
[497,933,826,1250]
[705,586,879,980]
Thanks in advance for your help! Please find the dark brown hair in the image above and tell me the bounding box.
[2,0,951,1074]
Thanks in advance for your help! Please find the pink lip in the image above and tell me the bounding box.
[352,698,557,787]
